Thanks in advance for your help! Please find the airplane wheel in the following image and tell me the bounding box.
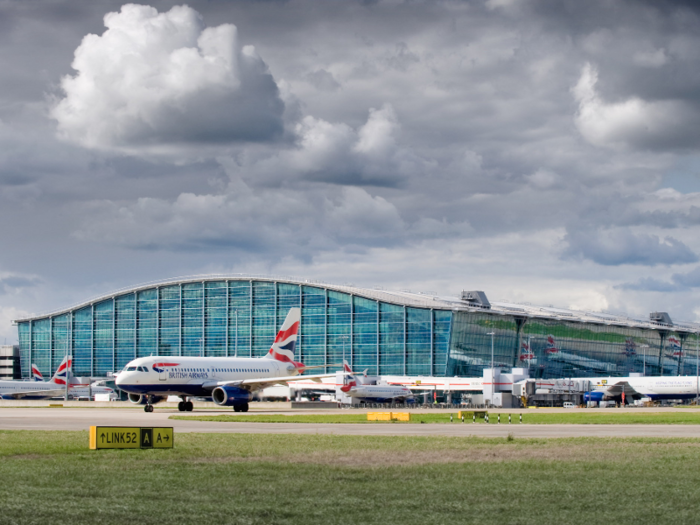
[145,405,153,413]
[233,406,240,412]
[186,401,194,411]
[178,402,185,412]
[241,403,249,413]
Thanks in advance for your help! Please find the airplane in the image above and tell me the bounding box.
[0,356,72,400]
[337,361,413,403]
[584,375,700,403]
[116,308,340,412]
[0,357,117,401]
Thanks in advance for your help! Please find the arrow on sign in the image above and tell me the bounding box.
[100,433,105,442]
[164,435,169,442]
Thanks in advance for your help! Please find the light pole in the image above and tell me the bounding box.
[64,336,69,401]
[695,334,700,406]
[487,332,495,406]
[234,309,238,358]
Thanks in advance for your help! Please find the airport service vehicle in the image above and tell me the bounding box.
[0,356,72,399]
[116,308,336,412]
[583,375,700,403]
[339,361,414,403]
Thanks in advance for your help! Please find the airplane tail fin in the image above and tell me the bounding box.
[264,308,302,365]
[31,364,43,382]
[340,359,356,392]
[51,356,72,385]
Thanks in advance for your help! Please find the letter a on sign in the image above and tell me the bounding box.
[141,428,153,448]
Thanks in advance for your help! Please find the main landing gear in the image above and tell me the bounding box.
[233,402,249,412]
[144,404,154,413]
[178,399,194,412]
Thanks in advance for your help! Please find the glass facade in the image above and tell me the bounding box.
[17,279,450,379]
[15,278,700,380]
[448,311,700,379]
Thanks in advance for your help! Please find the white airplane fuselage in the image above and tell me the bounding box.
[0,379,114,400]
[115,355,296,398]
[0,380,64,400]
[343,384,413,402]
[588,375,700,400]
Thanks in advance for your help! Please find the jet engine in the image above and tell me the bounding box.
[128,393,166,405]
[583,391,605,402]
[212,386,251,411]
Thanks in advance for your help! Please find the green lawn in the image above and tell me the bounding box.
[2,431,700,524]
[171,411,700,424]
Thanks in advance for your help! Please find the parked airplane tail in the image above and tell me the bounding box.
[52,356,72,385]
[264,308,304,367]
[340,360,357,392]
[31,364,43,381]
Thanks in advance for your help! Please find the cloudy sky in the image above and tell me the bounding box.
[2,0,700,342]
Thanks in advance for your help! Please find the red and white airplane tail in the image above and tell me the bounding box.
[264,308,303,367]
[340,360,357,392]
[31,364,43,381]
[51,356,72,385]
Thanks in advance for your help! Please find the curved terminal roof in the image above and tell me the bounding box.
[13,273,700,334]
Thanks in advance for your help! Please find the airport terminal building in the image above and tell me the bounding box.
[13,275,700,380]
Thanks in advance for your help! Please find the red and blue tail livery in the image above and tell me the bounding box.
[31,364,43,381]
[264,308,303,367]
[52,357,72,385]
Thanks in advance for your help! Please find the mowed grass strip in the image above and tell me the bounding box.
[171,411,700,424]
[2,431,700,525]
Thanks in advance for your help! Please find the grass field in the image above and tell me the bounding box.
[171,411,700,424]
[2,431,700,524]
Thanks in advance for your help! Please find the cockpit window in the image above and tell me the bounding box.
[126,366,136,371]
[138,366,147,372]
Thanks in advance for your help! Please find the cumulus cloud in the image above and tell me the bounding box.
[572,62,699,150]
[227,104,427,186]
[50,4,284,156]
[563,228,698,266]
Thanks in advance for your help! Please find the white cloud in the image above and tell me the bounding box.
[572,62,695,150]
[226,103,427,186]
[51,4,284,157]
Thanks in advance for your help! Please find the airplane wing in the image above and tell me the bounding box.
[2,387,66,399]
[605,381,642,399]
[202,373,340,392]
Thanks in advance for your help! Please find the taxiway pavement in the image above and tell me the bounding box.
[1,407,700,438]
